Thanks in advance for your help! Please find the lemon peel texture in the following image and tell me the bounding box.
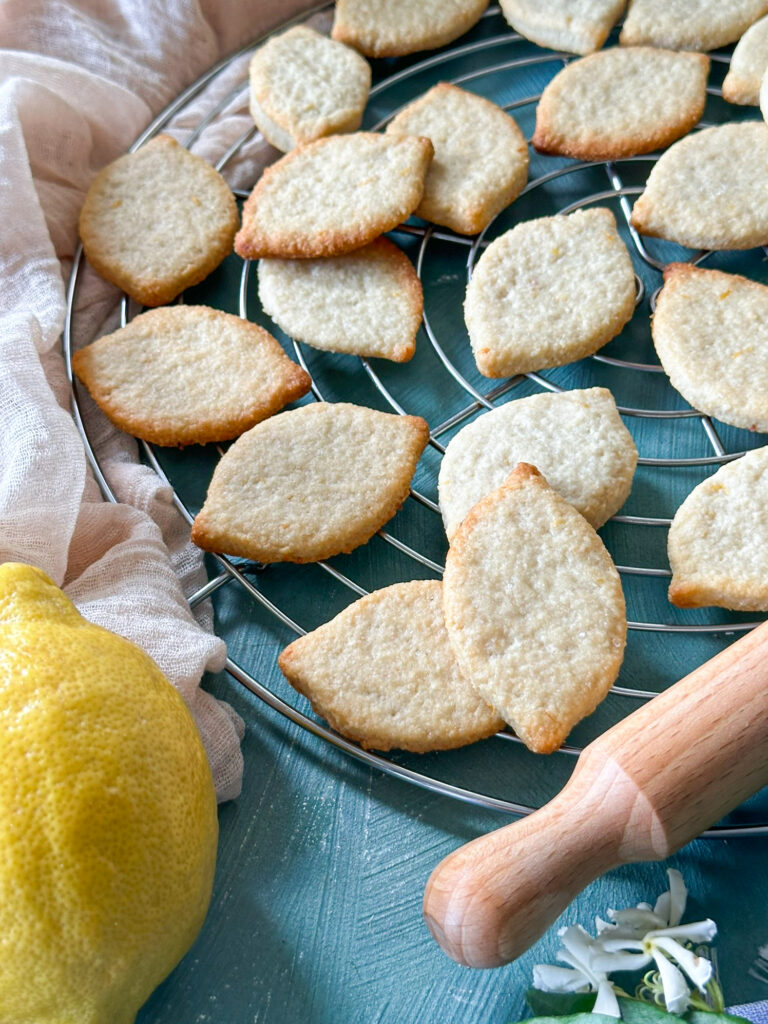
[0,562,218,1024]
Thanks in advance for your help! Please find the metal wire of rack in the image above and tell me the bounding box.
[63,3,768,835]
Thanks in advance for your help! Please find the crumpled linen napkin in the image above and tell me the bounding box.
[0,0,317,801]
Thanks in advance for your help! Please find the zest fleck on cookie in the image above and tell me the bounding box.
[190,402,430,563]
[442,464,627,754]
[79,134,239,307]
[278,580,504,752]
[234,132,433,260]
[385,83,528,235]
[71,306,311,447]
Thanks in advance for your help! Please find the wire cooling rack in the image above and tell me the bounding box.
[64,3,768,836]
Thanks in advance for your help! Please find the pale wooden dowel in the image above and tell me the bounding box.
[423,619,768,968]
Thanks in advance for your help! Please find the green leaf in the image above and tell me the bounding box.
[617,996,678,1024]
[618,997,753,1024]
[686,1013,754,1024]
[526,990,597,1016]
[520,1014,619,1024]
[522,991,754,1024]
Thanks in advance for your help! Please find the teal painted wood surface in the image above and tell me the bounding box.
[136,670,768,1023]
[132,11,768,1020]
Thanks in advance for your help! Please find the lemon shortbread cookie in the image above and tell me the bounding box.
[760,69,768,121]
[191,402,429,563]
[278,581,504,752]
[235,133,433,260]
[652,264,768,432]
[258,238,422,362]
[630,123,768,250]
[331,0,489,57]
[723,15,768,104]
[533,48,709,161]
[385,83,528,235]
[620,0,768,51]
[499,0,626,55]
[79,134,239,307]
[248,26,371,152]
[439,388,637,541]
[71,306,311,447]
[464,208,635,378]
[668,447,768,611]
[442,464,626,754]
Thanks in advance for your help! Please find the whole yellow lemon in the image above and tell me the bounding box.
[0,563,218,1024]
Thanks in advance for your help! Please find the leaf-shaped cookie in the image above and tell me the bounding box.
[443,464,626,753]
[258,237,422,362]
[71,306,311,446]
[385,83,529,235]
[190,403,429,563]
[620,0,768,51]
[722,14,768,105]
[234,133,433,259]
[533,47,709,161]
[278,581,504,752]
[499,0,626,55]
[464,208,636,378]
[652,264,768,432]
[438,388,637,541]
[331,0,489,57]
[79,134,239,307]
[668,447,768,611]
[248,25,371,152]
[630,123,768,250]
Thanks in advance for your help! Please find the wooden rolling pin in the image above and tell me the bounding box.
[423,619,768,968]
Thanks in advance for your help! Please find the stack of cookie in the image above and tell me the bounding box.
[72,0,768,759]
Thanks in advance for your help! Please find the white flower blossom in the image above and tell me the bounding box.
[532,870,717,1018]
[533,925,621,1017]
[594,869,717,1015]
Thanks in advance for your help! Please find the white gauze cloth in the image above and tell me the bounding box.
[0,0,318,801]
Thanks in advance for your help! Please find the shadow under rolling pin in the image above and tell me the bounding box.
[423,619,768,968]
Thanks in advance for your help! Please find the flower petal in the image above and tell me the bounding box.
[666,869,688,927]
[559,925,601,968]
[599,937,645,953]
[653,949,691,1014]
[558,950,603,988]
[654,891,671,924]
[607,908,666,933]
[646,920,718,945]
[652,936,714,991]
[593,979,621,1017]
[593,951,652,973]
[533,963,591,993]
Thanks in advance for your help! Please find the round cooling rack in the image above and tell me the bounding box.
[64,3,768,836]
